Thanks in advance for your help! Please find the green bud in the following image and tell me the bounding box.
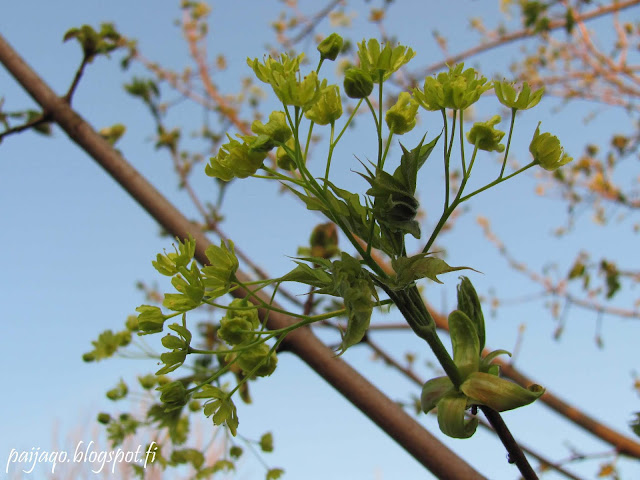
[97,413,111,424]
[385,92,419,135]
[125,315,139,331]
[276,138,297,171]
[461,372,545,412]
[237,343,278,377]
[529,122,573,171]
[106,380,128,401]
[217,299,260,346]
[136,305,167,335]
[343,68,373,99]
[138,374,157,390]
[304,81,343,125]
[456,277,485,351]
[157,380,189,412]
[494,81,544,110]
[317,33,343,61]
[466,115,505,152]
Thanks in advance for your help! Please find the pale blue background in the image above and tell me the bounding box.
[1,1,639,479]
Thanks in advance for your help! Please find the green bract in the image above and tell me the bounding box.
[317,33,343,61]
[343,68,373,99]
[202,240,239,298]
[356,39,415,82]
[304,81,342,125]
[466,115,506,152]
[385,92,419,135]
[529,122,573,171]
[494,81,544,110]
[421,279,545,439]
[205,135,267,181]
[413,63,491,111]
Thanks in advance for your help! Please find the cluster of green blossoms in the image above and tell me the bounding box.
[88,34,577,456]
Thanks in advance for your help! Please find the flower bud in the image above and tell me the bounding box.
[456,277,485,350]
[157,380,189,411]
[529,122,573,171]
[309,222,339,259]
[343,68,373,99]
[237,343,278,377]
[276,138,297,171]
[251,111,292,147]
[317,33,343,61]
[466,115,505,152]
[136,305,168,335]
[385,92,418,135]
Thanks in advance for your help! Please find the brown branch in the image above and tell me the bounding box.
[0,32,486,480]
[416,0,640,78]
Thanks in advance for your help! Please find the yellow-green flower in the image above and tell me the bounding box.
[201,240,239,298]
[466,115,505,152]
[414,63,491,111]
[247,53,320,108]
[385,92,419,135]
[529,122,573,171]
[304,81,343,125]
[494,81,544,110]
[356,39,415,82]
[205,135,267,181]
[251,111,292,146]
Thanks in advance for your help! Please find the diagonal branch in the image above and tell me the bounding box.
[415,0,640,78]
[0,32,486,480]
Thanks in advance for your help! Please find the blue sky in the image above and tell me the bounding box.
[1,1,639,479]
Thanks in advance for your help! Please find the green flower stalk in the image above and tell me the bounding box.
[356,39,415,82]
[529,122,573,170]
[317,33,343,61]
[494,81,544,111]
[304,81,343,125]
[413,63,491,111]
[466,115,506,152]
[385,92,419,135]
[343,68,373,99]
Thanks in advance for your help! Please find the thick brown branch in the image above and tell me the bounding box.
[0,32,486,480]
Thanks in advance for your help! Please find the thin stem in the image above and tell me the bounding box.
[460,161,537,203]
[442,108,450,210]
[499,108,517,178]
[480,406,539,480]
